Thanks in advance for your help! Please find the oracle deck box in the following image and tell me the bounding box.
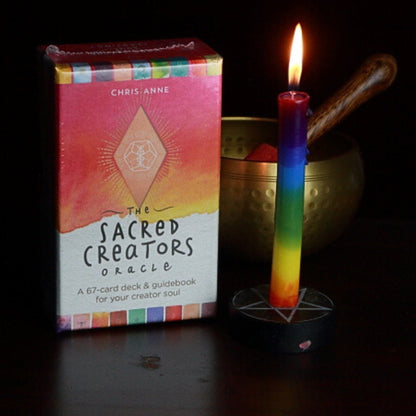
[39,39,222,332]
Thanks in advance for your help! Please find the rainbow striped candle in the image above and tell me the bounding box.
[270,24,309,308]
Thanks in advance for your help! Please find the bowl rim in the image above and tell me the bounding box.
[221,116,360,163]
[222,116,277,123]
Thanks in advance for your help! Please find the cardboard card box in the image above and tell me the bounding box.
[39,39,222,332]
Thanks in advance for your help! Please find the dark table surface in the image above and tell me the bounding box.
[3,219,415,415]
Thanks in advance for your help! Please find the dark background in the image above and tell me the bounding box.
[2,1,414,308]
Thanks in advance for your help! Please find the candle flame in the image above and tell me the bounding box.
[288,23,303,90]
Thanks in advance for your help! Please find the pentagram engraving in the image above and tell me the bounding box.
[231,285,334,324]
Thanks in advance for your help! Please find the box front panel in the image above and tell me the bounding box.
[54,57,222,331]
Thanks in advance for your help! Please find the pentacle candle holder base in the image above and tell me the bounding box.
[228,284,336,353]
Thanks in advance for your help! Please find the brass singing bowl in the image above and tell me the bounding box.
[219,117,365,262]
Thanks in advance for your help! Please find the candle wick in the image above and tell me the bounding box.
[288,85,299,94]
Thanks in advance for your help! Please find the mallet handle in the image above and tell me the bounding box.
[307,54,398,146]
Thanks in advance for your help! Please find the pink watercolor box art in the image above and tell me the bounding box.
[39,38,222,332]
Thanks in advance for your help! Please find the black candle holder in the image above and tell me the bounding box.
[228,284,336,353]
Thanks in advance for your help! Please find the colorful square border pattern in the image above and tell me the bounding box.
[56,302,216,332]
[54,55,222,84]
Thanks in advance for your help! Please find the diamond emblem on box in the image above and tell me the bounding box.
[114,106,167,207]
